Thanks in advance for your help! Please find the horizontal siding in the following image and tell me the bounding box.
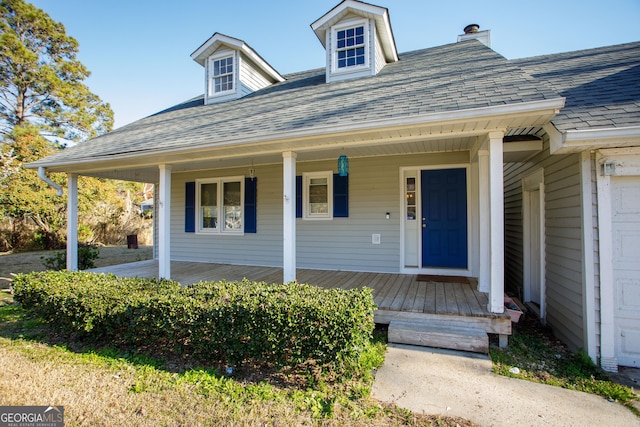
[374,31,385,74]
[503,161,524,297]
[504,139,585,351]
[171,151,467,273]
[239,52,272,97]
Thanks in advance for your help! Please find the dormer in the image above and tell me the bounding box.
[311,0,398,83]
[191,33,285,105]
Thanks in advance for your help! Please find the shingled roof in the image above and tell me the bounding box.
[513,41,640,132]
[30,39,560,167]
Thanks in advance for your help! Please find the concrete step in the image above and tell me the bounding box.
[388,319,489,354]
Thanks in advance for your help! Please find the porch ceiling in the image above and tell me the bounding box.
[35,100,561,182]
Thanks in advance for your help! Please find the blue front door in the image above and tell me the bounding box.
[421,168,468,268]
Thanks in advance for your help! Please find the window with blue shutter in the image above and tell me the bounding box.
[185,178,257,233]
[296,174,349,218]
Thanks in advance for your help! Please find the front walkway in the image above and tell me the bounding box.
[372,344,639,426]
[91,260,511,337]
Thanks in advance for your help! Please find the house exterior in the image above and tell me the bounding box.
[28,1,639,370]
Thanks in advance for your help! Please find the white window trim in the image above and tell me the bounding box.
[303,171,333,220]
[195,176,245,234]
[331,18,370,75]
[208,52,237,97]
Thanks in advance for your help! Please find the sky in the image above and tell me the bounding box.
[28,0,640,130]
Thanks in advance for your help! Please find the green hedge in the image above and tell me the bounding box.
[12,271,375,369]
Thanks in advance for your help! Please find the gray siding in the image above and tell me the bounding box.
[504,140,585,351]
[374,31,385,74]
[171,152,467,273]
[239,52,272,97]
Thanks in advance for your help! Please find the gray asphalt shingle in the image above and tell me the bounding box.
[513,41,640,132]
[32,40,559,166]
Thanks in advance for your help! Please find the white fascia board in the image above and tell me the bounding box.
[547,124,640,154]
[191,33,244,66]
[311,0,390,47]
[27,97,565,171]
[191,33,284,82]
[372,9,398,62]
[239,44,285,83]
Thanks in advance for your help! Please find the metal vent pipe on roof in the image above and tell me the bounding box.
[464,24,480,34]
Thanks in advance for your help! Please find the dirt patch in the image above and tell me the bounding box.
[0,246,153,288]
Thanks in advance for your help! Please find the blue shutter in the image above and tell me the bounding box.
[296,175,302,218]
[244,178,257,233]
[185,181,195,232]
[333,174,349,217]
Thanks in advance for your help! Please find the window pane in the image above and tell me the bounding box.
[356,26,364,35]
[346,28,354,37]
[224,181,241,206]
[309,177,328,214]
[200,182,218,229]
[213,57,233,76]
[223,181,242,230]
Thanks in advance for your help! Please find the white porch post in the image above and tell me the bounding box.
[477,150,490,293]
[488,131,505,314]
[66,173,78,271]
[282,151,297,283]
[158,164,172,279]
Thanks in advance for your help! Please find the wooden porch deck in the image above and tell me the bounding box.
[91,260,511,336]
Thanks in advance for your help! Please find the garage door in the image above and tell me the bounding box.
[612,175,640,367]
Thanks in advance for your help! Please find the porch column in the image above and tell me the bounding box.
[477,151,490,293]
[283,151,297,282]
[488,131,505,314]
[66,173,78,271]
[158,164,172,279]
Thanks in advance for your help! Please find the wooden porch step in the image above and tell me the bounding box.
[388,319,489,354]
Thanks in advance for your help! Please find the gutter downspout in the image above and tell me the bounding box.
[37,167,63,196]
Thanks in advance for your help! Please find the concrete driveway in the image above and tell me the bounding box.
[372,344,640,427]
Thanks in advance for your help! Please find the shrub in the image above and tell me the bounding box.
[12,271,376,372]
[41,245,100,270]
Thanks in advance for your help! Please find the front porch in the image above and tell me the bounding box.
[91,260,512,347]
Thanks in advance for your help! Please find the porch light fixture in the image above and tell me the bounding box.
[338,154,349,176]
[249,161,256,180]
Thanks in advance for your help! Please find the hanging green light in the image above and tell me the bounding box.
[338,154,349,176]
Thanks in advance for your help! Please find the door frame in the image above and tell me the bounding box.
[400,164,472,276]
[522,168,546,321]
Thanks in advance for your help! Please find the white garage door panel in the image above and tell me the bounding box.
[619,324,640,365]
[612,176,640,367]
[617,279,640,313]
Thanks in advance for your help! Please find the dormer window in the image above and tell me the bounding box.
[192,33,284,105]
[336,25,365,69]
[311,0,398,83]
[211,55,234,94]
